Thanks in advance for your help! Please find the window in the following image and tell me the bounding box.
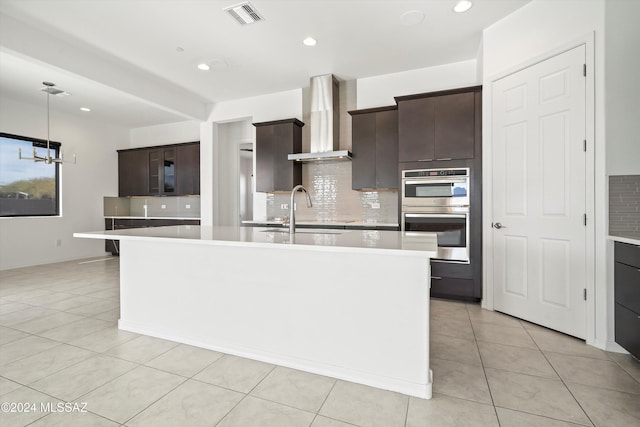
[0,133,60,217]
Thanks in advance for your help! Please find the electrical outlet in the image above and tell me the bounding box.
[371,202,380,209]
[161,204,166,209]
[281,203,289,210]
[185,204,191,209]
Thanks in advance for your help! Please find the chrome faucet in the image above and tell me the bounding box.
[289,185,313,234]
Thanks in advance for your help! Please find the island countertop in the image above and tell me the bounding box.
[73,224,436,399]
[74,225,437,257]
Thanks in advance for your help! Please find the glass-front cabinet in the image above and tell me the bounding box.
[148,147,176,195]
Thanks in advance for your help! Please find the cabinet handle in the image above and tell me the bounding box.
[418,159,433,162]
[436,158,452,161]
[431,276,442,280]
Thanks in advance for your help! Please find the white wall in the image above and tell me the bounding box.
[216,120,253,226]
[128,120,201,149]
[483,1,603,78]
[605,0,640,175]
[482,0,609,349]
[207,89,303,123]
[0,96,125,270]
[200,89,303,226]
[356,60,479,109]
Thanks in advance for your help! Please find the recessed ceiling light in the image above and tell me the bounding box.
[400,10,425,26]
[303,37,317,46]
[453,1,473,13]
[197,63,211,71]
[80,107,91,112]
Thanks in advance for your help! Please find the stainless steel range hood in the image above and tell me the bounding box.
[288,74,352,162]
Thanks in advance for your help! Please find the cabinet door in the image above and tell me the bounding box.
[430,276,475,299]
[162,148,176,195]
[351,113,376,190]
[255,125,275,193]
[176,143,200,195]
[255,121,302,192]
[398,97,435,162]
[375,109,398,189]
[148,149,162,194]
[434,92,475,160]
[118,150,149,196]
[615,303,640,359]
[272,124,297,191]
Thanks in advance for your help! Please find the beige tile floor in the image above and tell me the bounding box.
[0,258,639,427]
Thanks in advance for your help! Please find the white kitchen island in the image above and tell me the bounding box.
[74,225,437,399]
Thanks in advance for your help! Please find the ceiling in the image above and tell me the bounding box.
[0,0,530,129]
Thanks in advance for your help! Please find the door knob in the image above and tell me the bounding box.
[493,222,506,229]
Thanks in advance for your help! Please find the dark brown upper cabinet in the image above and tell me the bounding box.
[396,86,480,163]
[118,149,149,197]
[148,147,176,195]
[348,106,398,190]
[118,142,200,197]
[254,119,303,193]
[176,143,200,195]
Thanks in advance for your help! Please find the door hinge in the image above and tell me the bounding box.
[583,213,587,226]
[583,64,587,76]
[583,139,587,152]
[583,288,587,300]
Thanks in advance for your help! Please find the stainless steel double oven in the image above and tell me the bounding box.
[401,168,470,263]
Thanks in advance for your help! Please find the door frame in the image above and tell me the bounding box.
[482,33,598,346]
[237,141,255,223]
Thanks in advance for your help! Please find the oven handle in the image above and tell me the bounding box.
[404,213,467,219]
[403,178,467,185]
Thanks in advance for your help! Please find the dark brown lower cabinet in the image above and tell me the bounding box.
[430,277,474,300]
[614,241,640,359]
[615,303,640,359]
[430,260,480,301]
[105,218,200,255]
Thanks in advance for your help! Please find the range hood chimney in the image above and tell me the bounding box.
[288,74,352,162]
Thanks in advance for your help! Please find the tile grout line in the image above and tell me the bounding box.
[520,320,597,427]
[17,374,130,426]
[607,355,640,386]
[212,362,279,427]
[463,303,502,427]
[121,373,190,426]
[403,390,410,427]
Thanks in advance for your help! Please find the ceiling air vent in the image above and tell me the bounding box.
[224,2,264,25]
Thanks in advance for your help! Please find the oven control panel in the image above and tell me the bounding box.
[403,168,468,178]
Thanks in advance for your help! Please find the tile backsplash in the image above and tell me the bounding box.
[104,196,201,218]
[265,161,398,224]
[609,175,640,238]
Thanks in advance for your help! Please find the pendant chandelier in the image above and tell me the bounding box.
[18,81,76,164]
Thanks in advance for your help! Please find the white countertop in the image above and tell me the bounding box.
[75,225,436,257]
[105,216,201,220]
[608,235,640,246]
[242,220,399,228]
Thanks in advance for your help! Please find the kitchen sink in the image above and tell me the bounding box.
[259,228,344,235]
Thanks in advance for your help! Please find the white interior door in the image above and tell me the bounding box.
[491,45,587,339]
